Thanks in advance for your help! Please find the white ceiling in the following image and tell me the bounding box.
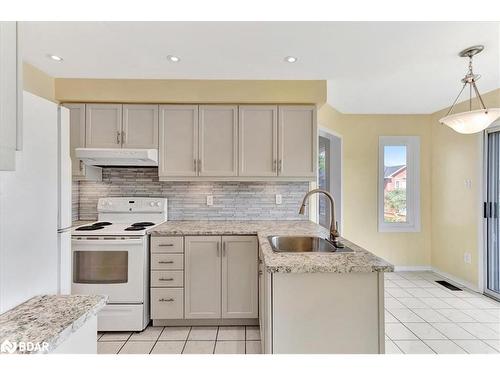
[21,21,500,114]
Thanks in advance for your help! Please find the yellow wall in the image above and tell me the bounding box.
[320,88,500,289]
[55,79,326,104]
[430,89,500,287]
[22,63,56,102]
[318,105,433,267]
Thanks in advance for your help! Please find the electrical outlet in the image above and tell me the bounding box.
[275,194,282,205]
[206,195,213,206]
[464,252,472,264]
[464,179,472,189]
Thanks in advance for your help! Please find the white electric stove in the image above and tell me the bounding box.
[72,197,167,332]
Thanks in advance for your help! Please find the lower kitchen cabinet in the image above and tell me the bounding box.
[184,236,222,319]
[222,236,258,319]
[150,236,185,320]
[152,235,259,324]
[260,270,385,354]
[151,288,184,319]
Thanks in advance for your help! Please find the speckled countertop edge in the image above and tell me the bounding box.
[148,220,393,274]
[0,295,107,354]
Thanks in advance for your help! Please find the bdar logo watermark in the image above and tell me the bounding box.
[1,339,49,354]
[0,340,17,353]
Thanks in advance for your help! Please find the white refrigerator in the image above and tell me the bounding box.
[0,91,71,312]
[57,104,72,294]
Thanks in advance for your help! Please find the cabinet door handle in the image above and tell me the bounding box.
[216,242,220,257]
[278,159,282,173]
[121,130,126,144]
[194,159,197,172]
[198,159,202,171]
[79,160,84,172]
[158,260,174,264]
[272,160,277,172]
[222,242,226,257]
[159,298,174,302]
[258,270,263,276]
[116,131,121,144]
[159,278,174,281]
[158,244,174,247]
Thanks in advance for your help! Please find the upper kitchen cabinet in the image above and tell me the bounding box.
[85,104,123,148]
[0,22,21,171]
[159,105,198,177]
[63,103,102,180]
[198,105,238,177]
[278,105,317,178]
[238,105,277,177]
[122,104,158,149]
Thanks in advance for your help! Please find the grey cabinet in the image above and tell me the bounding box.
[122,104,158,149]
[184,236,222,319]
[85,104,122,149]
[159,105,198,177]
[150,236,185,320]
[63,103,102,181]
[198,105,238,177]
[222,236,258,319]
[86,103,159,150]
[278,105,317,177]
[238,105,278,177]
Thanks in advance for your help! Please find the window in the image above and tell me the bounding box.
[317,130,342,231]
[378,136,420,232]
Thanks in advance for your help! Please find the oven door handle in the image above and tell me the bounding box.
[71,238,144,246]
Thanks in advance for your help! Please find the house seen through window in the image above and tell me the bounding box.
[383,145,407,223]
[378,136,420,232]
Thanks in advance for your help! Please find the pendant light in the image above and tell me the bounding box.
[439,45,500,134]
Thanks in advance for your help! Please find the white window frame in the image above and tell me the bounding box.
[378,136,421,232]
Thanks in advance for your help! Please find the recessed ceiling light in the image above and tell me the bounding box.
[167,55,180,62]
[284,56,298,63]
[48,54,63,62]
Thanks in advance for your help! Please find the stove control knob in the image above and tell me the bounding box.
[155,202,161,207]
[150,202,155,207]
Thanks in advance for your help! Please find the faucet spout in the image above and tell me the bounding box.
[298,188,343,247]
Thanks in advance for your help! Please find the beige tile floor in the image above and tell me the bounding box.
[98,325,261,354]
[385,271,500,354]
[97,271,500,354]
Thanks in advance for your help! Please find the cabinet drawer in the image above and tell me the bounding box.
[151,253,184,270]
[151,270,184,287]
[151,288,184,319]
[151,236,184,253]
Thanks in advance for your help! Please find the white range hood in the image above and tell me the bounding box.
[75,148,158,167]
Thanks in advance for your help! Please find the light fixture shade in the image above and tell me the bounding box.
[440,108,500,134]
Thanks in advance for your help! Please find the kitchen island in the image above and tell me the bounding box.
[0,295,106,354]
[148,220,393,354]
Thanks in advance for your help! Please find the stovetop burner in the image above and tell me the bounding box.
[124,226,146,231]
[131,222,155,227]
[93,222,112,226]
[75,225,105,231]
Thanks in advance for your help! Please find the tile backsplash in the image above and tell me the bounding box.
[74,167,310,221]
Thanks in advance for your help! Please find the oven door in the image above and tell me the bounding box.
[71,236,146,303]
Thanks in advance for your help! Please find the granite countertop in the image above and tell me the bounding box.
[0,295,107,354]
[149,220,393,274]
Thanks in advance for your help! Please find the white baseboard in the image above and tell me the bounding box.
[392,265,481,293]
[393,265,432,272]
[431,267,480,293]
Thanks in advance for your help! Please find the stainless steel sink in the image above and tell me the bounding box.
[268,236,354,253]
